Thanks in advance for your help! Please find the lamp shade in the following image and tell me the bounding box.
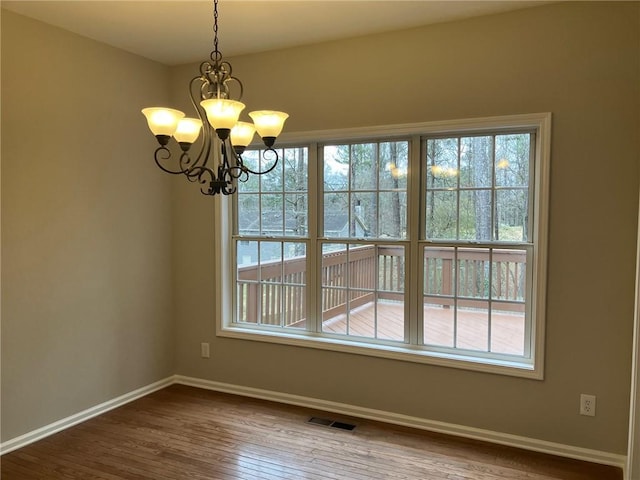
[230,122,256,147]
[248,110,289,138]
[141,107,185,136]
[200,99,245,130]
[174,118,203,144]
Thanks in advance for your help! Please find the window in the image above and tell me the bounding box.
[221,114,550,378]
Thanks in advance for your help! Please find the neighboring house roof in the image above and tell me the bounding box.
[239,211,369,236]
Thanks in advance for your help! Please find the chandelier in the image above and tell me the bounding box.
[141,0,289,196]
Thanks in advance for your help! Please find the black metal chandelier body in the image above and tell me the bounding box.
[142,0,288,196]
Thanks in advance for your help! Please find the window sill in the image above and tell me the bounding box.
[218,324,542,380]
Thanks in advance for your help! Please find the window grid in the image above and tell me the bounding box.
[228,115,548,376]
[421,131,533,357]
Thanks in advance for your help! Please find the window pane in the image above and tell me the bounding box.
[490,248,526,355]
[423,246,455,347]
[422,245,528,355]
[237,241,259,324]
[424,301,454,347]
[283,148,308,192]
[491,249,526,302]
[455,247,492,350]
[324,141,408,241]
[237,194,260,235]
[237,240,259,268]
[460,136,493,189]
[459,189,492,242]
[282,242,306,329]
[321,243,405,342]
[351,193,376,238]
[379,141,408,190]
[423,246,455,297]
[495,134,530,188]
[324,145,350,191]
[378,245,405,341]
[260,194,283,236]
[457,247,490,300]
[260,242,282,281]
[378,192,407,239]
[238,150,260,192]
[285,193,307,237]
[238,146,308,238]
[260,149,283,192]
[426,138,458,189]
[425,190,457,240]
[324,192,349,237]
[490,310,525,356]
[322,243,348,333]
[350,143,377,191]
[236,240,307,329]
[496,188,528,242]
[457,308,489,352]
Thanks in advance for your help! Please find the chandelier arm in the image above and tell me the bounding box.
[187,75,217,170]
[154,146,191,175]
[220,141,239,176]
[239,147,280,176]
[218,163,238,195]
[186,164,226,196]
[179,152,198,175]
[197,123,216,169]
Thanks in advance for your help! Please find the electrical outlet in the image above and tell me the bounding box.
[201,342,210,358]
[580,394,596,416]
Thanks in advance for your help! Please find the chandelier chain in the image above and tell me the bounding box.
[213,0,219,56]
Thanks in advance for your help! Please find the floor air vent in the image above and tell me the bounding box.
[307,417,356,431]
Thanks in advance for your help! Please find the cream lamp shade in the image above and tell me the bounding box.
[248,110,289,138]
[230,122,256,147]
[141,108,185,136]
[200,99,245,131]
[174,118,203,144]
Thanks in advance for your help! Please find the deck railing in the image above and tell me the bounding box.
[237,245,526,327]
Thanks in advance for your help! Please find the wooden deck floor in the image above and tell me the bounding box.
[1,385,622,480]
[323,301,525,356]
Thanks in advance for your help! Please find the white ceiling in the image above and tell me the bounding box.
[2,1,550,66]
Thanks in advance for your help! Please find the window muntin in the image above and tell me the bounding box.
[319,140,409,344]
[321,242,406,342]
[422,132,532,358]
[425,134,531,242]
[422,246,527,356]
[235,147,309,330]
[323,141,408,240]
[228,116,548,377]
[236,240,307,329]
[237,147,308,237]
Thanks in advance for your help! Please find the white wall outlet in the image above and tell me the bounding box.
[200,342,210,358]
[580,394,596,416]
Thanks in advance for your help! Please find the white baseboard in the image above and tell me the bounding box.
[0,376,175,455]
[1,374,627,477]
[175,375,627,473]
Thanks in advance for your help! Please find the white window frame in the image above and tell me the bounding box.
[215,113,551,379]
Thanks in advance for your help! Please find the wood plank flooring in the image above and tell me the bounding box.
[1,384,622,480]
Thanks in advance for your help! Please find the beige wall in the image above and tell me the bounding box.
[1,0,638,458]
[1,11,175,441]
[171,2,640,454]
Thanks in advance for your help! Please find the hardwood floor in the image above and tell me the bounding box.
[1,385,622,480]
